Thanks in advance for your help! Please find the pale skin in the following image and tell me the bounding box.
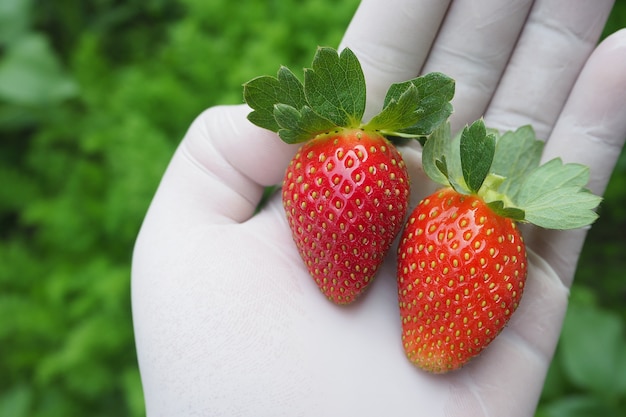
[132,0,626,415]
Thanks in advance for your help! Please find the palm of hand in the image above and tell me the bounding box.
[132,1,626,415]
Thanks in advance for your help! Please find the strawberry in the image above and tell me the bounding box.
[398,187,526,372]
[243,47,454,304]
[397,120,602,372]
[282,129,409,303]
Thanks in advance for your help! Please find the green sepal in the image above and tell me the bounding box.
[487,200,525,222]
[382,73,455,136]
[365,83,422,135]
[303,47,365,128]
[444,128,466,192]
[420,118,601,229]
[243,47,455,145]
[368,72,455,138]
[521,187,601,229]
[273,104,337,144]
[513,158,602,229]
[421,120,448,185]
[516,158,591,201]
[435,158,448,180]
[491,125,545,197]
[421,121,468,193]
[243,66,307,133]
[460,119,496,193]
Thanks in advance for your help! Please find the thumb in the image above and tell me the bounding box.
[152,104,298,224]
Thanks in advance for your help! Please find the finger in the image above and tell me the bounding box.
[339,0,451,118]
[485,0,615,139]
[541,29,626,191]
[150,104,297,225]
[421,0,534,133]
[523,29,626,285]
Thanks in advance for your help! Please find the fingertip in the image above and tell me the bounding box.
[599,27,626,50]
[584,27,626,92]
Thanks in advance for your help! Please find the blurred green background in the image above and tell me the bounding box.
[0,0,624,416]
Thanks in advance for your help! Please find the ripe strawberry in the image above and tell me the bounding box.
[397,187,526,372]
[397,120,601,372]
[283,129,409,303]
[243,46,454,304]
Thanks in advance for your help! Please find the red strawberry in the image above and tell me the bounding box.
[283,129,409,303]
[244,47,454,304]
[397,120,601,371]
[397,187,526,372]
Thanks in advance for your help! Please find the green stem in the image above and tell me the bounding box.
[477,173,515,207]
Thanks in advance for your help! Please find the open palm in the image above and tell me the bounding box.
[132,1,626,415]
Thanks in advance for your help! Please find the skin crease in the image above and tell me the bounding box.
[131,1,626,416]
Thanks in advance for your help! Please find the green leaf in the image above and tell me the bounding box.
[435,159,448,179]
[273,104,336,144]
[491,125,544,198]
[539,395,620,417]
[365,83,422,135]
[421,120,451,187]
[303,47,365,128]
[615,344,626,397]
[0,0,31,43]
[243,47,455,145]
[0,33,78,105]
[560,304,626,396]
[0,384,33,417]
[540,351,569,402]
[445,129,467,192]
[514,158,602,229]
[519,159,592,197]
[460,119,496,193]
[243,65,307,132]
[421,121,469,193]
[521,187,601,229]
[376,72,454,137]
[486,200,525,221]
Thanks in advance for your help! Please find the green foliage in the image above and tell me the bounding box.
[0,0,358,415]
[244,46,454,144]
[422,120,601,227]
[303,47,366,128]
[536,287,626,416]
[0,0,625,416]
[367,72,454,138]
[459,119,496,193]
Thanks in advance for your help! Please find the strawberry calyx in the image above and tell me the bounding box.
[243,47,455,145]
[423,119,602,230]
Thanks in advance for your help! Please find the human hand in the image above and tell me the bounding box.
[131,1,626,415]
